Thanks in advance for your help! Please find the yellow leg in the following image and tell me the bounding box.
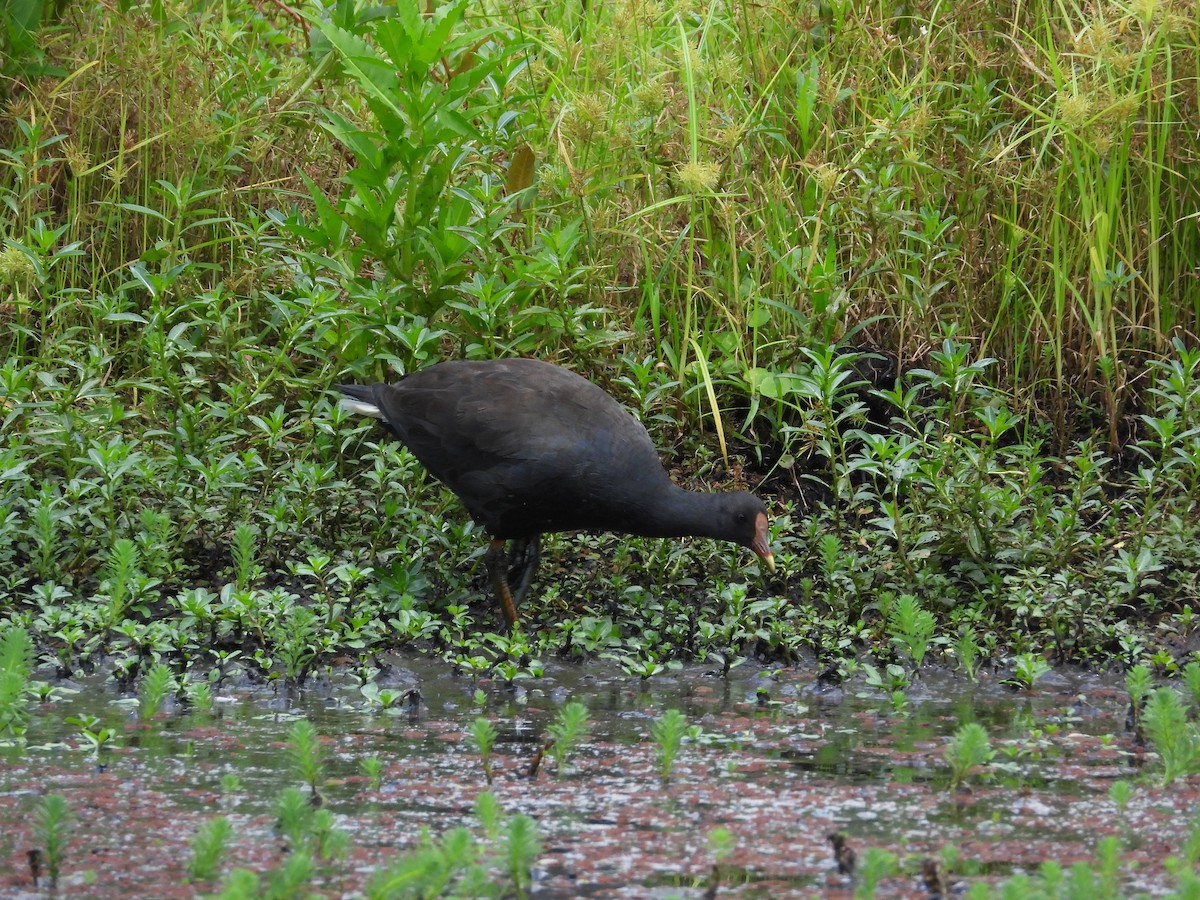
[486,539,519,628]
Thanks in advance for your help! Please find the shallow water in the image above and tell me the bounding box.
[0,657,1190,898]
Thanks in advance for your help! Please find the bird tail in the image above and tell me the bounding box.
[336,384,386,419]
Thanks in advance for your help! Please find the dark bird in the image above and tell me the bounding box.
[338,358,775,627]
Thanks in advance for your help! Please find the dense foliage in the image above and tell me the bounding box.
[2,0,1200,689]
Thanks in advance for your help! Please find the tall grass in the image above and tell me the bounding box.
[486,0,1199,428]
[1,0,1199,673]
[4,1,1196,414]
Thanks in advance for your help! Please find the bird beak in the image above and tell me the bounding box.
[752,512,775,573]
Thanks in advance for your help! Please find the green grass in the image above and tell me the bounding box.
[0,0,1199,693]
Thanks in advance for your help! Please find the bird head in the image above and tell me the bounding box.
[724,493,775,573]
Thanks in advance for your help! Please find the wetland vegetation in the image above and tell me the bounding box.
[2,0,1200,895]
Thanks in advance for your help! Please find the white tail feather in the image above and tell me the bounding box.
[339,398,385,419]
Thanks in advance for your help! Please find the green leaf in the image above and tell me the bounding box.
[314,22,404,122]
[415,5,460,67]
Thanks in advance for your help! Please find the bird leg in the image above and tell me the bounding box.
[507,536,541,607]
[486,539,520,628]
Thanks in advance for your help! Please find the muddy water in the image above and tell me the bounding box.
[0,658,1191,898]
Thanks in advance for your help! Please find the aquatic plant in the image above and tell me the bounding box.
[1007,653,1052,690]
[230,523,261,592]
[189,816,232,883]
[360,756,384,790]
[1109,780,1134,812]
[272,785,345,861]
[138,661,175,721]
[863,663,909,694]
[471,717,498,785]
[274,786,312,849]
[286,719,325,800]
[1182,662,1200,714]
[887,593,936,669]
[186,678,214,714]
[945,722,994,791]
[546,701,590,778]
[503,814,540,900]
[360,683,406,711]
[98,538,141,628]
[954,628,980,681]
[66,713,115,763]
[857,848,899,898]
[32,793,70,891]
[1126,663,1154,732]
[0,627,33,739]
[475,790,501,840]
[651,708,688,784]
[268,851,315,897]
[363,790,541,899]
[1142,687,1200,786]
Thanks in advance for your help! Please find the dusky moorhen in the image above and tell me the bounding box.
[338,358,774,626]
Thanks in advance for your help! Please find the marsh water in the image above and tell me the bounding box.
[0,657,1193,898]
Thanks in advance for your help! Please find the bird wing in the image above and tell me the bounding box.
[366,360,668,533]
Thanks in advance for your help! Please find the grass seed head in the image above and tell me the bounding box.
[63,141,91,178]
[677,159,719,193]
[813,163,842,195]
[0,247,35,284]
[1058,91,1093,128]
[635,79,668,110]
[1076,21,1115,56]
